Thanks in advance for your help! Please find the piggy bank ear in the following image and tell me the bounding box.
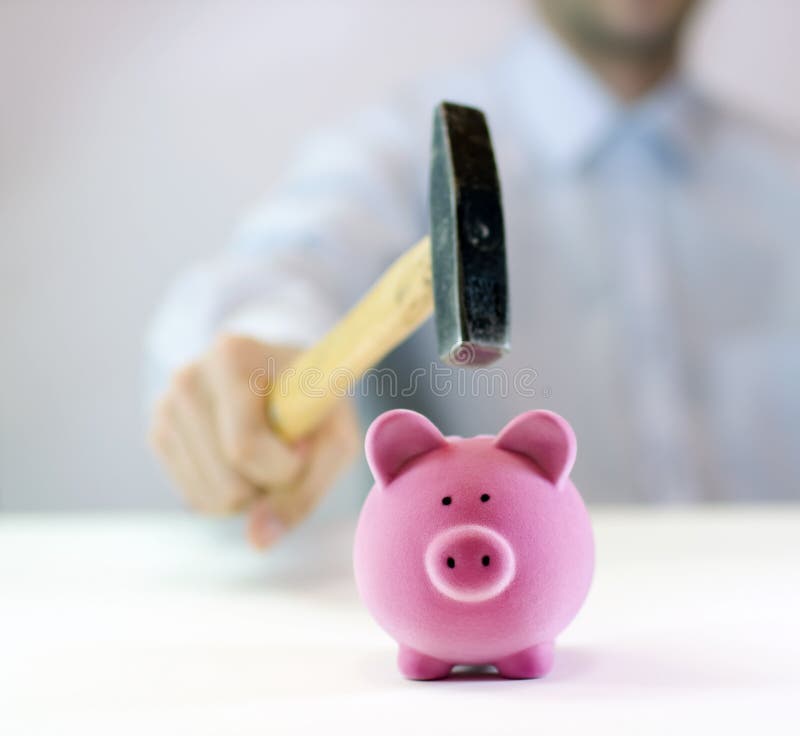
[365,409,446,488]
[494,410,576,489]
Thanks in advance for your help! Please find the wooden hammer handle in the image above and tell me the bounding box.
[268,236,433,442]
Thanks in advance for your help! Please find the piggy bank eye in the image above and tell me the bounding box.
[441,496,452,506]
[480,493,491,502]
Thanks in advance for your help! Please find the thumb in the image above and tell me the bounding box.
[246,402,359,549]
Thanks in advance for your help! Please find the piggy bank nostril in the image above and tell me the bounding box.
[446,557,456,569]
[482,555,490,567]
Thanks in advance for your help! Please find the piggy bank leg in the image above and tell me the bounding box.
[397,645,452,680]
[495,642,554,679]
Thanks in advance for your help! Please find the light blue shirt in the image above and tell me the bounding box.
[148,26,800,503]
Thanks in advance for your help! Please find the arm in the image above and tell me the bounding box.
[145,101,429,545]
[146,103,428,401]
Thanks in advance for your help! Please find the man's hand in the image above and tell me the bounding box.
[148,335,360,548]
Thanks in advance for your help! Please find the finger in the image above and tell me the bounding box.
[149,395,213,510]
[206,340,306,487]
[246,497,287,549]
[152,418,218,513]
[290,404,359,519]
[248,403,359,546]
[170,369,260,515]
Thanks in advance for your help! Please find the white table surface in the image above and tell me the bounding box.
[2,507,799,736]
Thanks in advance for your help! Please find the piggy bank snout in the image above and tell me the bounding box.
[424,525,516,603]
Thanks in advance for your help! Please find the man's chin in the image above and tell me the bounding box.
[580,26,682,60]
[537,0,695,61]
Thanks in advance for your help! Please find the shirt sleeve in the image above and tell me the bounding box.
[144,101,429,406]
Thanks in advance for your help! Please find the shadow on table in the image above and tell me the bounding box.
[358,643,772,692]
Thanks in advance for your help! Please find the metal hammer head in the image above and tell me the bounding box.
[429,101,509,367]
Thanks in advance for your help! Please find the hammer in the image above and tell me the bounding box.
[269,102,509,442]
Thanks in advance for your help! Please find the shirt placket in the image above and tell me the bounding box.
[611,145,699,502]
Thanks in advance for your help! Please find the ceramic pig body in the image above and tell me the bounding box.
[353,409,594,680]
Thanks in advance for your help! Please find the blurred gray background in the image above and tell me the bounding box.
[2,0,799,511]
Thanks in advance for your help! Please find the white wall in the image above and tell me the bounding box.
[1,0,799,510]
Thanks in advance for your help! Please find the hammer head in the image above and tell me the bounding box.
[429,101,509,367]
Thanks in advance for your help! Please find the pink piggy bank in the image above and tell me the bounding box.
[353,409,594,680]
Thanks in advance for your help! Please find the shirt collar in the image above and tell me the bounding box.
[500,24,711,172]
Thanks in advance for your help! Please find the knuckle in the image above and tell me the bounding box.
[171,364,200,397]
[221,430,257,467]
[212,334,246,364]
[219,480,251,512]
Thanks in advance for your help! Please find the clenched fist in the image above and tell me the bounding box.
[149,335,360,548]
